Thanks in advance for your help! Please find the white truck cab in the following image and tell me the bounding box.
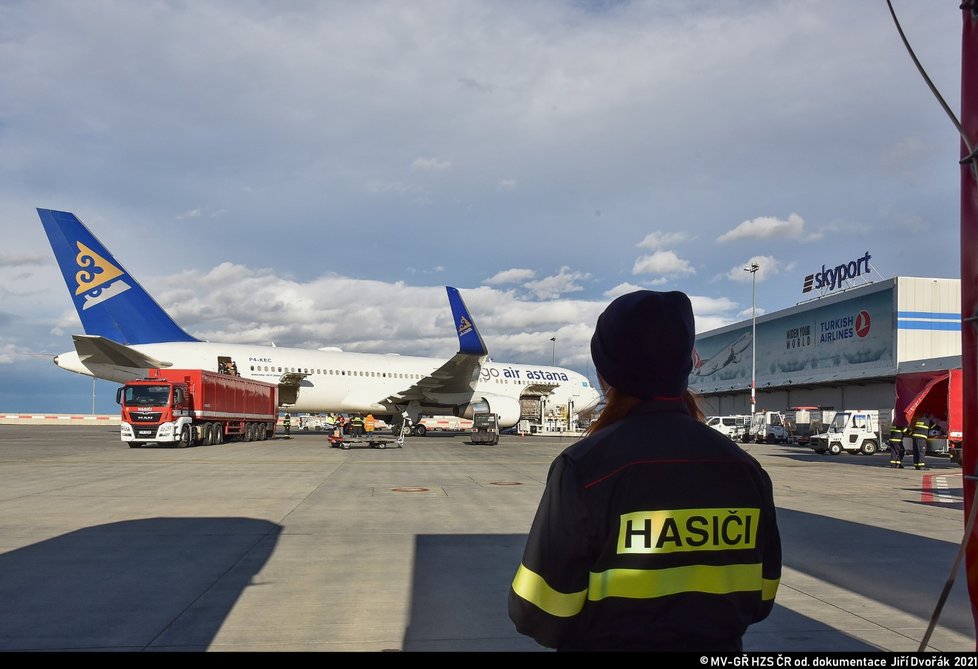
[810,409,881,455]
[744,410,788,444]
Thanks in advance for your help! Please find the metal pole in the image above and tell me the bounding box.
[745,263,759,415]
[551,336,556,366]
[91,377,96,415]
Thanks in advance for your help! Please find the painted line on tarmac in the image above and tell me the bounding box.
[920,474,957,504]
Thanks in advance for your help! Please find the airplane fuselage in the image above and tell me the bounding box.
[56,340,599,422]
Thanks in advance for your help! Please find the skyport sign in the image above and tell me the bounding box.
[802,251,871,294]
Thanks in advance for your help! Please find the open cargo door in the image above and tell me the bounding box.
[894,371,950,427]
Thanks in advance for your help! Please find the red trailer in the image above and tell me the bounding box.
[116,368,279,448]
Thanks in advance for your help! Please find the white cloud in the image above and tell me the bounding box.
[722,255,782,283]
[176,208,202,220]
[411,157,452,172]
[0,251,48,268]
[485,268,536,285]
[603,282,646,299]
[497,179,517,191]
[636,231,688,250]
[523,267,591,300]
[716,213,821,243]
[632,250,695,276]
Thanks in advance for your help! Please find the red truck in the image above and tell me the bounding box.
[116,368,279,448]
[893,368,963,464]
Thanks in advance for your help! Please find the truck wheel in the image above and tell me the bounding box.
[415,424,427,437]
[202,423,214,446]
[178,425,191,448]
[341,442,350,450]
[828,443,842,455]
[213,425,224,445]
[860,440,878,456]
[127,441,141,449]
[243,423,253,442]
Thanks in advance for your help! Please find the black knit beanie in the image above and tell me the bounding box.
[590,290,695,399]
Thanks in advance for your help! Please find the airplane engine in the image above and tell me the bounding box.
[454,395,522,428]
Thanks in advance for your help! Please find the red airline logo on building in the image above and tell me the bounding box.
[855,310,871,338]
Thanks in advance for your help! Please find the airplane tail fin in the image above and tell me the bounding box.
[446,287,488,356]
[37,209,199,345]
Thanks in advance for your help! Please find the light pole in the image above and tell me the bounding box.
[745,263,759,415]
[550,336,556,366]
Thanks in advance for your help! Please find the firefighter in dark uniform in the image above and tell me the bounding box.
[350,413,365,438]
[910,414,933,471]
[888,419,906,469]
[509,290,781,652]
[283,412,291,437]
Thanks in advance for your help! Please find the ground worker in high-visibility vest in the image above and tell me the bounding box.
[910,414,934,471]
[888,420,907,469]
[365,413,375,434]
[350,413,365,438]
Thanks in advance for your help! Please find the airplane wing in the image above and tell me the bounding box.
[71,334,173,370]
[385,287,487,404]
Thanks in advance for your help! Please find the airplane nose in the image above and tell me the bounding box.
[53,354,58,366]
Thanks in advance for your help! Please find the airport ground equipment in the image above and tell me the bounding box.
[784,407,838,446]
[470,412,500,445]
[327,432,404,450]
[705,415,750,441]
[810,409,881,456]
[743,410,789,444]
[117,368,279,448]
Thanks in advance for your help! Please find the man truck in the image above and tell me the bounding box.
[117,368,279,448]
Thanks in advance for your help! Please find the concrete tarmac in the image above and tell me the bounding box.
[0,425,973,652]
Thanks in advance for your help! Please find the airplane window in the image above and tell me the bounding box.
[250,366,254,371]
[341,371,345,376]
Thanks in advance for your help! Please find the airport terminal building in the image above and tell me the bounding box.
[692,276,961,419]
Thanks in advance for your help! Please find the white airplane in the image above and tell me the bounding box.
[691,332,752,377]
[38,209,601,433]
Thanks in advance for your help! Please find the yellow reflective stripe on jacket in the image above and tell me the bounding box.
[588,563,775,602]
[512,564,588,618]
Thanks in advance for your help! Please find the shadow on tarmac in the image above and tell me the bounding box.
[0,517,281,651]
[402,511,972,652]
[776,508,971,626]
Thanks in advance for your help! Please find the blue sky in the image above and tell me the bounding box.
[0,1,965,413]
